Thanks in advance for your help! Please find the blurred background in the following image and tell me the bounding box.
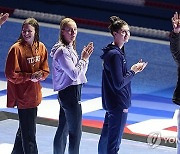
[0,0,179,36]
[0,1,180,152]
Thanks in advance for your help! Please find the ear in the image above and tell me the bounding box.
[61,30,65,35]
[113,31,117,36]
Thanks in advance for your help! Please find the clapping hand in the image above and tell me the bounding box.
[131,59,148,74]
[172,12,180,33]
[0,13,9,26]
[31,71,43,82]
[81,42,94,61]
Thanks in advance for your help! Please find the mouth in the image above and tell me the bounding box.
[24,36,31,39]
[70,36,76,40]
[124,36,129,40]
[24,36,32,41]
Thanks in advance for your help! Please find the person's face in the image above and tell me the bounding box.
[61,21,77,44]
[114,24,130,44]
[22,24,35,45]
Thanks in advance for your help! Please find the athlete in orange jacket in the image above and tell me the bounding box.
[5,41,49,109]
[5,17,49,154]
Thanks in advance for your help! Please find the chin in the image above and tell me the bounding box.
[24,38,31,42]
[71,38,76,41]
[124,40,129,43]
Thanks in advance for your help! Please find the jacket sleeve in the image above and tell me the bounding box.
[109,53,135,91]
[39,46,50,80]
[55,48,87,81]
[5,46,31,84]
[170,32,180,63]
[82,59,89,75]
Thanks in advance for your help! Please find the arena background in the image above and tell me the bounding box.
[0,0,180,153]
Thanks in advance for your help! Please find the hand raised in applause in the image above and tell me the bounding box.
[0,13,9,26]
[172,12,180,33]
[131,59,148,74]
[81,42,94,61]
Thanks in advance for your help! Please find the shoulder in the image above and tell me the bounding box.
[53,46,69,59]
[107,49,123,59]
[39,42,47,50]
[110,48,121,54]
[103,50,123,66]
[10,42,21,48]
[9,42,21,53]
[39,41,45,46]
[6,43,22,58]
[108,51,124,66]
[57,46,70,55]
[38,42,49,56]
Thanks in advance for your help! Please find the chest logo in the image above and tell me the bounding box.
[27,56,40,64]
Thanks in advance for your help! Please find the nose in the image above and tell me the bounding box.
[71,29,76,34]
[23,31,29,35]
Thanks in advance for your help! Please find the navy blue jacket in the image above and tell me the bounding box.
[170,32,180,105]
[101,43,135,111]
[170,32,180,67]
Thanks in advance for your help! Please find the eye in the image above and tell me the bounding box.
[65,28,71,32]
[22,30,32,33]
[63,28,77,33]
[120,30,130,35]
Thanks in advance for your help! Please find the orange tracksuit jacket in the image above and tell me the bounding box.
[5,41,50,109]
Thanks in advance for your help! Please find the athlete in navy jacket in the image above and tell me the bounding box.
[98,16,147,154]
[101,44,134,111]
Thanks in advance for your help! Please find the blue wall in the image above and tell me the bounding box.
[0,0,178,31]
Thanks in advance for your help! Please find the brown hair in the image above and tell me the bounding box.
[17,17,39,49]
[108,16,128,36]
[59,17,76,50]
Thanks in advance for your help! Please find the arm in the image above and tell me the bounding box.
[109,54,147,90]
[79,42,93,75]
[82,59,89,75]
[170,33,180,62]
[56,48,87,81]
[55,42,93,81]
[109,54,135,90]
[5,46,32,84]
[37,47,50,81]
[31,44,50,82]
[170,12,180,62]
